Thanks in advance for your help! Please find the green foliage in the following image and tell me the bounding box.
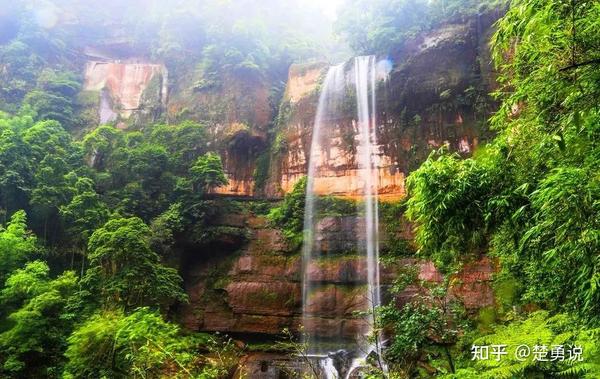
[490,0,600,135]
[406,148,504,270]
[149,203,185,257]
[0,116,34,214]
[379,281,467,376]
[0,23,80,124]
[253,150,270,193]
[79,122,222,221]
[405,0,600,320]
[0,261,78,378]
[55,123,192,221]
[59,177,110,247]
[443,311,600,379]
[0,211,39,286]
[64,307,236,378]
[189,152,229,194]
[336,0,505,55]
[23,69,81,128]
[0,41,44,110]
[379,201,415,258]
[268,176,306,248]
[314,195,356,218]
[83,216,187,309]
[0,117,85,241]
[148,121,207,173]
[519,167,600,313]
[82,125,122,171]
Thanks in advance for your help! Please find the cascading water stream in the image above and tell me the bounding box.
[301,56,385,378]
[301,62,347,356]
[354,55,382,332]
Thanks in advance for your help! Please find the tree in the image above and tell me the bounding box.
[22,69,80,128]
[82,125,122,170]
[60,177,110,248]
[29,155,75,241]
[59,176,110,273]
[149,202,184,257]
[82,216,187,309]
[22,120,75,164]
[0,210,39,286]
[0,41,44,110]
[267,176,306,248]
[106,141,173,219]
[0,116,34,214]
[405,148,505,270]
[63,307,239,379]
[446,312,600,379]
[378,270,466,376]
[148,121,207,173]
[189,152,228,194]
[0,261,78,378]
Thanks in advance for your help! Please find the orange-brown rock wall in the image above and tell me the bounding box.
[178,210,497,338]
[83,60,167,124]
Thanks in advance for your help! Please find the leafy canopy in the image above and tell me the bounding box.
[63,307,233,379]
[405,0,600,320]
[83,216,187,309]
[0,261,78,378]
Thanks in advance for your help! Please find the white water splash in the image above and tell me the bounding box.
[320,357,339,379]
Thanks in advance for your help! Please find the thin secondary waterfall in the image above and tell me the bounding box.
[301,56,383,377]
[355,55,382,329]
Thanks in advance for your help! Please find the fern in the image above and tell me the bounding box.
[448,312,600,378]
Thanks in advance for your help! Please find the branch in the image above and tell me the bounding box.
[559,58,600,72]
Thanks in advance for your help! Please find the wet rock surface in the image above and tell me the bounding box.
[266,11,501,201]
[78,11,500,201]
[328,349,353,379]
[178,211,497,338]
[314,216,365,255]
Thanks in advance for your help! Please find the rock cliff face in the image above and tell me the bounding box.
[178,208,496,338]
[78,12,498,200]
[77,12,503,342]
[266,62,407,201]
[167,71,273,197]
[174,12,503,339]
[266,14,499,199]
[179,212,300,335]
[82,54,273,196]
[83,60,167,126]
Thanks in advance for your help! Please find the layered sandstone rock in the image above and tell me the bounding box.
[269,62,406,200]
[179,209,497,338]
[83,61,167,124]
[168,71,272,197]
[265,13,500,200]
[76,13,504,344]
[179,213,301,335]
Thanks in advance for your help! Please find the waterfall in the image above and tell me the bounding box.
[301,56,384,377]
[354,55,382,331]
